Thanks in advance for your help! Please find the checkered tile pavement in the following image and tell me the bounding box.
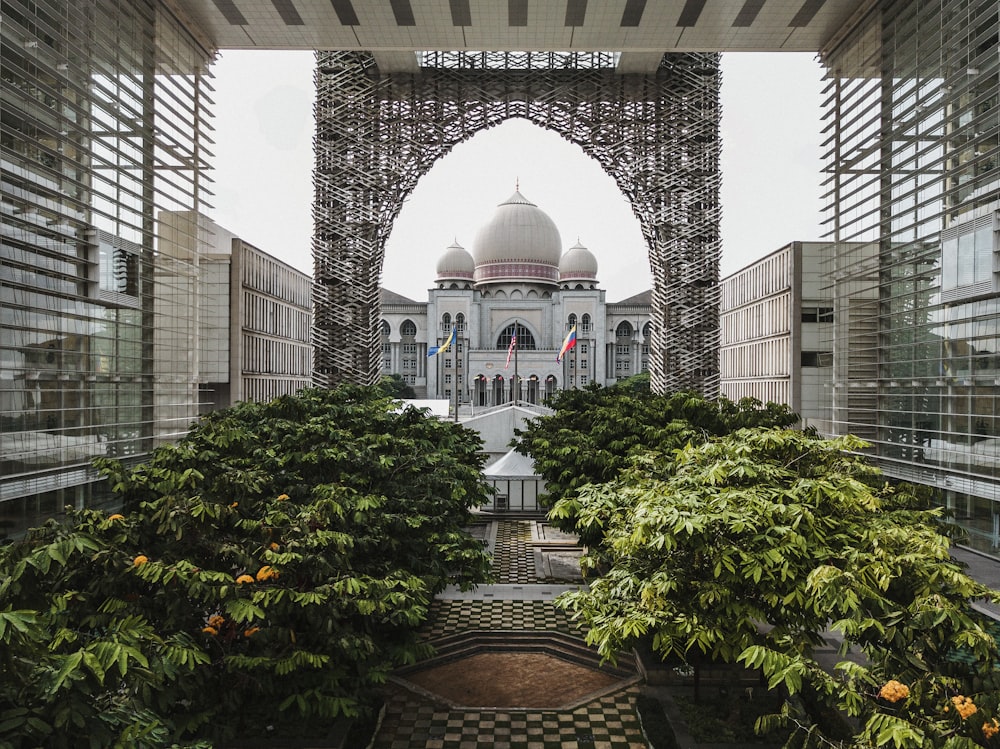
[371,519,646,747]
[420,599,584,640]
[492,520,535,583]
[371,684,647,749]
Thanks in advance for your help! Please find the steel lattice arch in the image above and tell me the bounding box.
[312,50,721,395]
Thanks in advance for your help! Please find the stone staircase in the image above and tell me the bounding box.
[398,629,636,681]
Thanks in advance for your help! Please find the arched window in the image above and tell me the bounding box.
[616,321,633,338]
[568,313,577,327]
[545,374,557,400]
[455,312,466,333]
[401,319,417,337]
[496,322,536,350]
[642,322,652,338]
[380,320,390,336]
[441,312,451,332]
[581,314,592,333]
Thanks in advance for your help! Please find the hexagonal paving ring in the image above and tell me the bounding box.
[391,631,639,710]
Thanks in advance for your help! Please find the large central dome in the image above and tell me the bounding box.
[472,190,562,286]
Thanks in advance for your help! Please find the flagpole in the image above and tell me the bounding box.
[513,320,519,406]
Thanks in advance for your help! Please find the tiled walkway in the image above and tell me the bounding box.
[491,519,536,584]
[371,519,649,749]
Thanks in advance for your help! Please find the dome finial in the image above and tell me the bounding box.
[515,176,519,191]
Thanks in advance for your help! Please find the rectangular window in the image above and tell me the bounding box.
[802,307,834,323]
[444,373,452,384]
[616,345,630,355]
[580,359,587,369]
[941,214,998,302]
[99,241,139,296]
[581,343,589,354]
[801,351,833,367]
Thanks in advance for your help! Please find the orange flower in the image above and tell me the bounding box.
[269,542,280,551]
[235,574,254,585]
[984,718,1000,739]
[132,555,149,567]
[207,614,225,628]
[277,493,290,501]
[201,626,218,636]
[244,626,261,638]
[229,502,239,508]
[108,513,124,521]
[256,565,278,582]
[951,695,978,720]
[878,680,910,703]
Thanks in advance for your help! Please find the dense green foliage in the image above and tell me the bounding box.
[379,373,417,400]
[515,385,797,542]
[553,427,1000,748]
[0,386,491,747]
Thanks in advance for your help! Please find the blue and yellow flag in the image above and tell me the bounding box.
[428,326,456,357]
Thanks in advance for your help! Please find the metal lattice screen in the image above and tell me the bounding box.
[312,51,721,395]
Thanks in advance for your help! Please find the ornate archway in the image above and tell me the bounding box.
[312,50,721,395]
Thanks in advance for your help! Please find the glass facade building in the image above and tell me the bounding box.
[823,1,1000,550]
[1,0,214,538]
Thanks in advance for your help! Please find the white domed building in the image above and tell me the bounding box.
[380,190,652,406]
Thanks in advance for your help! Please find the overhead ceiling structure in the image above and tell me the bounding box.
[170,0,872,394]
[174,0,870,63]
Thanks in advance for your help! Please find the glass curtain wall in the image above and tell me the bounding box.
[823,0,1000,551]
[0,0,213,538]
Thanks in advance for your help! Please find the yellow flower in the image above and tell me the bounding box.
[201,626,218,636]
[132,555,149,567]
[984,718,1000,739]
[277,493,290,501]
[108,513,125,521]
[269,542,280,551]
[244,626,261,638]
[229,502,239,508]
[878,680,910,703]
[256,565,277,582]
[235,574,254,585]
[951,695,978,720]
[207,614,225,628]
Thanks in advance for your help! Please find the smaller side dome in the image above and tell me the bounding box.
[559,240,599,283]
[436,240,475,283]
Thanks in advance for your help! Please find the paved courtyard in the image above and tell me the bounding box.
[370,518,650,749]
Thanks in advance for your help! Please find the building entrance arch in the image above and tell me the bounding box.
[312,51,721,395]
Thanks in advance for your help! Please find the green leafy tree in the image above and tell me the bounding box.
[514,385,798,543]
[0,386,491,746]
[553,427,1000,748]
[379,373,417,399]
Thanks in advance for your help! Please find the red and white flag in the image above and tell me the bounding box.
[505,334,517,369]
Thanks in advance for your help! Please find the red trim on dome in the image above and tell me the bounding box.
[474,261,560,283]
[436,269,475,278]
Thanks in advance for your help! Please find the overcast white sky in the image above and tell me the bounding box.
[209,51,825,302]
